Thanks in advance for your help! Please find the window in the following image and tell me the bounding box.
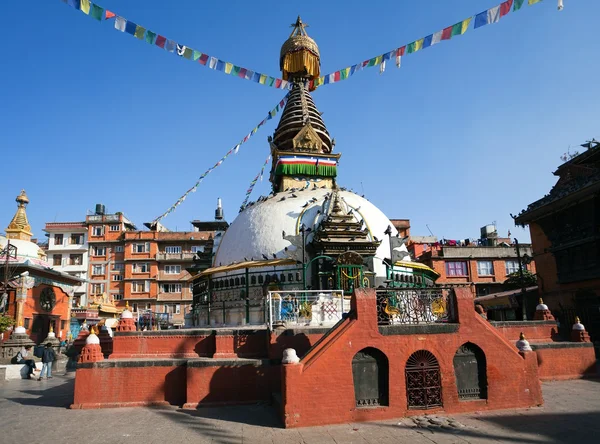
[165,246,182,254]
[115,245,124,253]
[477,261,494,276]
[112,262,124,271]
[133,242,150,253]
[113,294,123,301]
[189,283,194,293]
[505,260,519,275]
[92,265,105,275]
[132,303,138,313]
[90,283,104,294]
[191,246,204,253]
[109,224,120,232]
[446,261,468,277]
[131,281,150,293]
[146,303,152,310]
[92,246,105,256]
[175,304,181,314]
[70,233,84,245]
[53,254,62,266]
[92,226,103,236]
[54,234,63,246]
[133,263,149,273]
[164,265,181,274]
[162,283,182,293]
[69,254,83,265]
[24,318,30,329]
[112,274,123,281]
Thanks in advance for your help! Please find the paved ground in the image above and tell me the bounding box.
[1,376,599,444]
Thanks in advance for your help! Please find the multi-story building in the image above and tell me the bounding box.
[414,225,536,320]
[84,202,227,328]
[515,139,600,339]
[86,204,137,313]
[43,221,89,307]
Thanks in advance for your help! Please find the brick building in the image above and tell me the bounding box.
[412,226,536,320]
[515,139,600,340]
[85,203,227,328]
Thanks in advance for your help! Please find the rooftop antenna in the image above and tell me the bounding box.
[426,224,435,237]
[360,182,365,196]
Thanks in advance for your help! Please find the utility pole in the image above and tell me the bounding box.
[514,238,527,320]
[1,241,18,314]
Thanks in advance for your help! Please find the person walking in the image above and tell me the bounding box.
[38,343,56,381]
[16,345,37,379]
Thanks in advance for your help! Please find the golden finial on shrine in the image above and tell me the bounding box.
[519,332,526,341]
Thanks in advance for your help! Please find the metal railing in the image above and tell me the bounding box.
[267,290,349,330]
[376,288,455,325]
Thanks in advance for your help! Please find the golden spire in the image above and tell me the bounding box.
[538,298,544,304]
[125,301,130,310]
[519,332,526,340]
[280,16,320,81]
[49,324,54,333]
[575,316,581,324]
[5,190,33,241]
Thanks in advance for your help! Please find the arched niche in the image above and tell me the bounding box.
[405,350,442,409]
[453,342,488,400]
[352,347,389,407]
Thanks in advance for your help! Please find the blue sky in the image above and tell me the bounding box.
[1,0,598,243]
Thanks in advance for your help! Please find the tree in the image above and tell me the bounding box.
[504,270,537,290]
[0,315,15,334]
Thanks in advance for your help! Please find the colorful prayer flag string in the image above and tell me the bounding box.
[310,0,544,90]
[152,94,289,223]
[240,155,271,210]
[58,1,291,90]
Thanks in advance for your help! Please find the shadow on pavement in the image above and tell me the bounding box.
[6,377,74,409]
[381,411,600,444]
[177,403,281,427]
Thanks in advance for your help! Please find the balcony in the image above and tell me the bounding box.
[157,272,187,281]
[156,252,195,261]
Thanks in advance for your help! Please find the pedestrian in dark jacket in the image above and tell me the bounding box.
[38,343,56,381]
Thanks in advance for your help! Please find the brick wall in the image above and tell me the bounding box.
[532,343,597,381]
[491,320,559,343]
[280,288,544,428]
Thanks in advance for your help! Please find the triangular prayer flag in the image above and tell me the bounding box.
[155,35,166,48]
[91,4,103,21]
[165,40,176,52]
[145,31,156,44]
[114,16,126,32]
[340,67,349,80]
[245,69,254,80]
[334,71,341,82]
[407,42,416,54]
[259,74,267,84]
[192,50,201,61]
[500,0,514,16]
[105,10,116,20]
[514,0,525,10]
[251,72,260,82]
[275,78,282,88]
[217,60,225,71]
[183,48,193,59]
[125,21,137,36]
[209,57,218,69]
[224,62,233,74]
[80,0,90,15]
[200,54,209,65]
[268,77,275,87]
[232,66,241,76]
[441,26,453,40]
[415,38,424,52]
[431,31,443,46]
[238,67,247,78]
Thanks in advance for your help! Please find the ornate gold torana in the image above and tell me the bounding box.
[6,190,33,241]
[280,16,320,81]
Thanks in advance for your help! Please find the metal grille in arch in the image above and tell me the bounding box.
[405,350,442,409]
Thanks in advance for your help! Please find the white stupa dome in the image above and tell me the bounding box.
[0,236,49,267]
[121,309,133,319]
[214,188,408,280]
[573,320,585,331]
[86,333,100,345]
[14,326,27,334]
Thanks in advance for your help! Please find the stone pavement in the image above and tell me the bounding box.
[1,375,599,444]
